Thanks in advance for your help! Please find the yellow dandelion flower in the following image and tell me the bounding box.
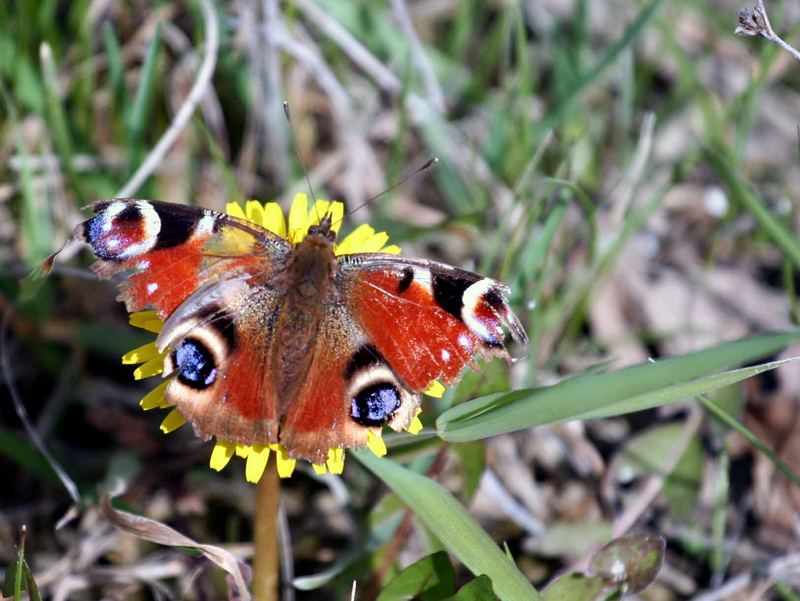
[124,194,439,482]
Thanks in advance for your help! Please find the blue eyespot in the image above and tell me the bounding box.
[350,383,400,426]
[174,339,216,389]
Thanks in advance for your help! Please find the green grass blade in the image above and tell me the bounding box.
[0,428,61,485]
[354,452,541,601]
[438,332,800,442]
[574,356,799,420]
[534,0,665,136]
[4,526,39,601]
[125,22,161,177]
[0,81,53,265]
[13,530,23,601]
[24,559,42,601]
[704,147,800,271]
[102,22,124,105]
[195,116,244,202]
[376,551,455,600]
[40,42,84,202]
[697,394,800,487]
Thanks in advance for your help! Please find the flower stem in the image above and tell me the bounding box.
[253,458,281,601]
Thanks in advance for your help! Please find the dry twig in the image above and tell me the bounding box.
[1,306,80,504]
[258,0,290,186]
[390,0,445,112]
[691,552,800,600]
[611,408,703,538]
[292,0,513,213]
[116,0,219,198]
[736,0,800,63]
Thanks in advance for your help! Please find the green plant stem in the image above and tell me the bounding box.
[703,147,800,271]
[253,460,280,601]
[696,394,800,488]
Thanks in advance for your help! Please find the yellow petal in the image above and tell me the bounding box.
[263,202,287,237]
[358,231,390,253]
[210,440,236,471]
[380,244,402,255]
[129,311,163,333]
[306,200,341,232]
[366,430,387,457]
[225,202,246,219]
[307,200,330,227]
[424,381,446,398]
[407,415,424,435]
[133,357,164,380]
[130,310,158,325]
[311,463,328,475]
[245,445,271,483]
[326,448,345,475]
[160,409,186,433]
[139,379,171,410]
[245,200,265,225]
[236,444,251,458]
[288,193,309,243]
[326,201,344,234]
[122,342,161,365]
[335,224,375,255]
[274,445,297,478]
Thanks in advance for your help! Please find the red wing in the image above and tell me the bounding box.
[279,305,419,463]
[340,255,527,392]
[157,279,282,446]
[76,199,292,449]
[76,199,291,318]
[158,291,420,463]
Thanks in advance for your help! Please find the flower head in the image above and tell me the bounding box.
[123,194,437,482]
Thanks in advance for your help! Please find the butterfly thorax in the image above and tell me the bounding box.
[271,224,337,407]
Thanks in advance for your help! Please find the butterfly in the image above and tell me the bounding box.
[70,197,527,464]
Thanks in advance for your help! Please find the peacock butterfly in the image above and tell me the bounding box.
[66,197,527,464]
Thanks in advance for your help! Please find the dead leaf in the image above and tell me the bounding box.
[100,495,251,601]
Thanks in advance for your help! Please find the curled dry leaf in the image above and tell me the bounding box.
[100,495,251,601]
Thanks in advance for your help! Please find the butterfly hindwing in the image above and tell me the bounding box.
[279,305,420,463]
[157,278,282,446]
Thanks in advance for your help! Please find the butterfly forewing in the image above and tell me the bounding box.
[77,199,291,317]
[339,254,527,391]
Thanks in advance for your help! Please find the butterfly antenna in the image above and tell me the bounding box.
[333,157,438,229]
[283,101,324,222]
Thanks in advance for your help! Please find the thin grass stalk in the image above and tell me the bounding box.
[697,394,800,487]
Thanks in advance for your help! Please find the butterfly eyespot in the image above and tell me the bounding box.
[350,382,401,427]
[85,201,162,260]
[173,338,217,389]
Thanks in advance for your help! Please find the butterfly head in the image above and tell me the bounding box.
[305,212,337,244]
